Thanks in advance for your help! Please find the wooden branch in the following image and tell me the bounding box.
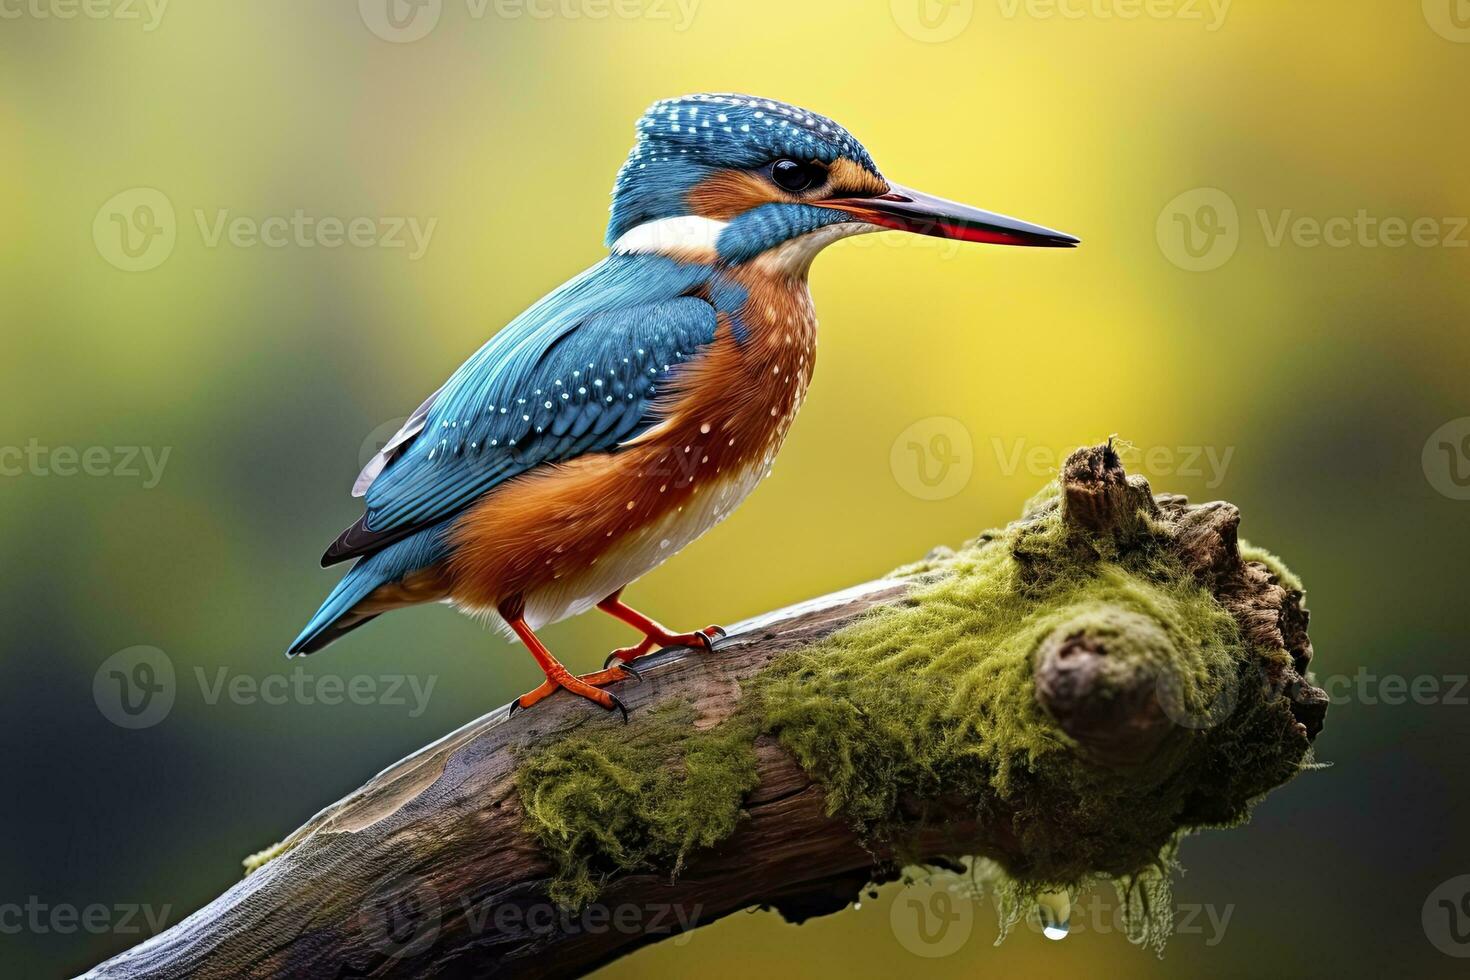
[84,444,1327,980]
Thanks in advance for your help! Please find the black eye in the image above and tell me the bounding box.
[770,158,821,193]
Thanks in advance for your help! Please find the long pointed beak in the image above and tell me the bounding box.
[822,182,1079,248]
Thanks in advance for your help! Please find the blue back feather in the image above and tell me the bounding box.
[359,254,719,538]
[289,520,453,654]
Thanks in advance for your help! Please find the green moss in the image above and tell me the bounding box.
[515,699,759,908]
[515,473,1312,948]
[242,839,290,876]
[761,530,1238,813]
[1240,540,1305,593]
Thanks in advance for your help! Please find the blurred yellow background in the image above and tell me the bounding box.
[3,1,1469,976]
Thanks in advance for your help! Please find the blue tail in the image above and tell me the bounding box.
[288,521,453,656]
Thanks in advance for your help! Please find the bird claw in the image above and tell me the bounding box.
[610,658,642,682]
[604,624,726,676]
[507,668,634,721]
[602,650,644,681]
[508,689,628,722]
[608,693,629,724]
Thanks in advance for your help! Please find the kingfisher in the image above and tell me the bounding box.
[289,93,1077,718]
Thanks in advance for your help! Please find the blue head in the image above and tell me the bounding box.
[606,93,1077,267]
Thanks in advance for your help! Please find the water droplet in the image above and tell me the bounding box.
[1038,891,1070,941]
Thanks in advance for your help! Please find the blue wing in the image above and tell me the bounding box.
[323,255,719,566]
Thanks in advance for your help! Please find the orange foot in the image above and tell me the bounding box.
[601,626,726,671]
[597,589,726,672]
[509,664,632,721]
[499,604,633,722]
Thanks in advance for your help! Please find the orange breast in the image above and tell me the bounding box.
[445,266,818,620]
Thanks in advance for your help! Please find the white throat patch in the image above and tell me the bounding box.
[611,215,729,258]
[610,215,877,275]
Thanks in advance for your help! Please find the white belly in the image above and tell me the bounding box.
[468,459,770,636]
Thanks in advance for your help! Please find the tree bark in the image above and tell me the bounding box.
[82,444,1326,980]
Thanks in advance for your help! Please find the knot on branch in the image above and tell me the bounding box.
[1032,613,1174,768]
[1032,444,1329,767]
[1059,440,1160,538]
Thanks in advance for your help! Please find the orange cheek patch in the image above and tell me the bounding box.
[686,169,784,220]
[687,159,889,222]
